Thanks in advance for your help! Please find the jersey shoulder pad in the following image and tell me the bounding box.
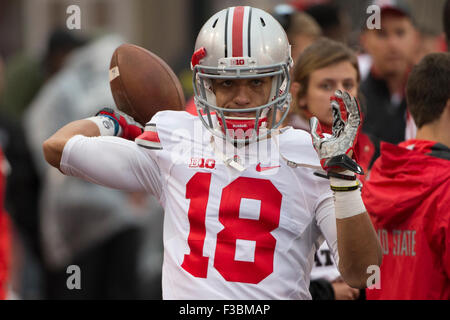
[135,110,198,150]
[135,122,162,150]
[278,127,322,169]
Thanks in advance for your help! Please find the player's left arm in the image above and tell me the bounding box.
[333,202,381,289]
[311,90,382,289]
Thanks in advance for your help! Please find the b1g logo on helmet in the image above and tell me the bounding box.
[231,59,245,66]
[219,57,256,68]
[189,157,216,169]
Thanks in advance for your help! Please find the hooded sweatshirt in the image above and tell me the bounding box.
[362,139,450,300]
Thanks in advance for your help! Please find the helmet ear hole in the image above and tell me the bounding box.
[260,17,266,27]
[212,18,219,28]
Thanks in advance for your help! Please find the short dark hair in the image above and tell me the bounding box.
[406,52,450,128]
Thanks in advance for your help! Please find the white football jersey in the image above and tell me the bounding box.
[61,111,338,300]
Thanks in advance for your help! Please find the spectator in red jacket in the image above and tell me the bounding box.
[362,52,450,300]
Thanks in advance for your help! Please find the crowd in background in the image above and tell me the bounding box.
[0,0,449,300]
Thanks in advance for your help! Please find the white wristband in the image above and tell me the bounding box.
[333,188,366,219]
[329,170,365,219]
[86,116,122,137]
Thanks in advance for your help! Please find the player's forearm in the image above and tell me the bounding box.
[327,171,382,288]
[336,211,382,289]
[43,119,100,169]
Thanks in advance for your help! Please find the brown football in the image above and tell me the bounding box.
[109,44,185,125]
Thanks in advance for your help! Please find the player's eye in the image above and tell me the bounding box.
[250,79,263,86]
[221,80,233,87]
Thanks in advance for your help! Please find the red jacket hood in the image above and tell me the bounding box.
[362,140,450,228]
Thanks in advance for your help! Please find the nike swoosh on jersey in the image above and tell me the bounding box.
[256,163,281,172]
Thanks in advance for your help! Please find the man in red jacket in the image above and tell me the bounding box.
[362,52,450,300]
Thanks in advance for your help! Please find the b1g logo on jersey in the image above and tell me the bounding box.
[189,157,216,169]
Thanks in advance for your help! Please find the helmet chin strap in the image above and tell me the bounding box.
[217,116,268,140]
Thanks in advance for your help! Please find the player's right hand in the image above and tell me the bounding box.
[96,108,143,140]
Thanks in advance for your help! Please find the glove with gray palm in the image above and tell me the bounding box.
[310,90,364,175]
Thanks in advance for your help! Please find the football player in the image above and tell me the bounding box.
[43,6,381,299]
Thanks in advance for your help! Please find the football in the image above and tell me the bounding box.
[109,44,185,125]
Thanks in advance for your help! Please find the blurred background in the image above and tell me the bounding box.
[0,0,447,300]
[1,0,446,98]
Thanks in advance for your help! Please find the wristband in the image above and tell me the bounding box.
[327,171,357,181]
[86,116,123,137]
[330,183,360,192]
[313,171,357,181]
[333,188,366,219]
[329,170,358,188]
[329,170,365,219]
